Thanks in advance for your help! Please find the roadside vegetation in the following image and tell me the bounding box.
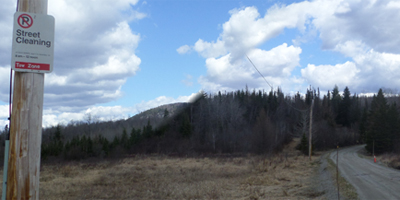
[1,85,400,198]
[1,85,376,162]
[362,89,400,155]
[0,139,328,199]
[327,155,358,199]
[379,154,400,169]
[1,86,399,163]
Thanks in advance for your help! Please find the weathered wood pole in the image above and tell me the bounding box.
[7,0,47,199]
[309,99,314,161]
[337,146,340,200]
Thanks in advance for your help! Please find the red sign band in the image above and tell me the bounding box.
[15,62,50,71]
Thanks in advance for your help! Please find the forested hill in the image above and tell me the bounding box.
[126,102,188,124]
[2,86,398,161]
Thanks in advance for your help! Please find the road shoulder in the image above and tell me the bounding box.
[313,150,358,200]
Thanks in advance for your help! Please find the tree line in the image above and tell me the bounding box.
[362,89,400,154]
[1,85,399,161]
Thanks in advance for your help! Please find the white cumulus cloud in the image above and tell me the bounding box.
[301,61,359,89]
[199,43,302,92]
[40,0,144,110]
[187,0,400,94]
[0,0,146,126]
[303,0,400,92]
[39,92,199,127]
[176,45,191,54]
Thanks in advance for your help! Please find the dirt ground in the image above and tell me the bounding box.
[0,139,333,200]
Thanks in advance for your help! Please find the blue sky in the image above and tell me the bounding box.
[1,0,400,128]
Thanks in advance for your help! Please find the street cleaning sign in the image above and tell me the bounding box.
[11,12,55,73]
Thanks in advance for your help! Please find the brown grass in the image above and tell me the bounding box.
[327,156,358,200]
[0,140,326,200]
[378,153,400,169]
[357,146,400,169]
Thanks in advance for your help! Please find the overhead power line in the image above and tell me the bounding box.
[246,53,313,161]
[246,54,273,90]
[245,54,309,112]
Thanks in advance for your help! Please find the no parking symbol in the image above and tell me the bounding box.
[17,13,33,28]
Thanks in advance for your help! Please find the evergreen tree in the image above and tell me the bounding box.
[337,86,351,127]
[365,89,395,154]
[42,124,64,158]
[81,135,87,152]
[331,85,341,117]
[349,94,361,125]
[111,135,120,149]
[359,106,368,142]
[86,136,94,155]
[266,90,277,113]
[386,103,399,151]
[180,114,192,138]
[130,127,142,145]
[305,87,313,106]
[298,133,309,155]
[143,120,153,138]
[121,128,130,150]
[163,109,169,118]
[100,136,110,156]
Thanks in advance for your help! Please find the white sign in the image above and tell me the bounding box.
[11,12,55,73]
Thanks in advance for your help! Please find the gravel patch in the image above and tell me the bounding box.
[311,152,348,200]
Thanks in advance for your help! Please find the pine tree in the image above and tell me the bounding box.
[121,128,129,150]
[299,133,309,155]
[130,127,137,146]
[87,137,93,155]
[331,85,341,118]
[163,109,169,118]
[337,86,351,127]
[359,106,368,142]
[305,87,313,106]
[130,127,142,145]
[101,136,110,156]
[43,124,64,157]
[112,135,120,149]
[386,103,399,151]
[143,120,153,138]
[349,94,361,125]
[180,114,192,138]
[365,89,393,154]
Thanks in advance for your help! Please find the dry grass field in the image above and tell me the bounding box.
[376,153,400,169]
[357,145,400,169]
[0,140,327,200]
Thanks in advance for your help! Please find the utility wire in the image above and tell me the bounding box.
[6,0,19,138]
[9,69,12,123]
[245,54,309,112]
[246,55,273,90]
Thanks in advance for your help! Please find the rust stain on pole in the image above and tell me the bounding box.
[22,177,31,200]
[20,130,28,158]
[6,122,17,199]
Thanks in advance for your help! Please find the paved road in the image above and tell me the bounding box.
[330,145,400,200]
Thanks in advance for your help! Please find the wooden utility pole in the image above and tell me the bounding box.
[7,0,47,199]
[337,146,340,200]
[373,140,376,163]
[309,99,314,161]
